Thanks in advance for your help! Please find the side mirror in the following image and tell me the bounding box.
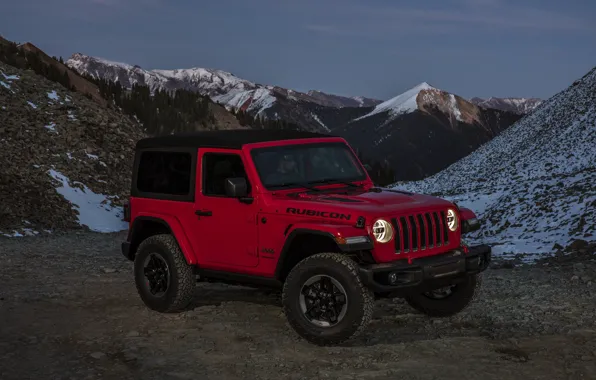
[225,177,248,198]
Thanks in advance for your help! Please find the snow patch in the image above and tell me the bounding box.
[0,81,11,90]
[214,88,276,115]
[449,94,463,122]
[47,169,128,233]
[47,90,60,101]
[27,101,38,109]
[311,113,330,132]
[1,72,19,80]
[44,122,57,132]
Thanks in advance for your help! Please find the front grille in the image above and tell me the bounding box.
[391,210,450,253]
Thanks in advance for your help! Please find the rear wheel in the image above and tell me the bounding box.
[282,253,374,346]
[405,274,481,317]
[134,234,195,313]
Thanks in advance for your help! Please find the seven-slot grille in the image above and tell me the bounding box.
[390,210,450,253]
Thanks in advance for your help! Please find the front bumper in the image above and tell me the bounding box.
[358,244,491,295]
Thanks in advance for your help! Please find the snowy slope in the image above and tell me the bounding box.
[393,67,596,260]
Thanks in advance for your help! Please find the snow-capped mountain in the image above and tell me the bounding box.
[65,53,376,132]
[469,97,543,115]
[335,82,522,180]
[353,82,479,124]
[394,66,596,259]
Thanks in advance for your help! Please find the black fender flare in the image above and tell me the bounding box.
[123,216,173,260]
[273,228,373,280]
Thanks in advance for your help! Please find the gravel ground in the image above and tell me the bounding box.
[1,231,595,380]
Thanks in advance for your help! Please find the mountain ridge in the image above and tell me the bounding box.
[469,96,543,115]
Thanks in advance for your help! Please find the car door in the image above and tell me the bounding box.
[192,148,259,268]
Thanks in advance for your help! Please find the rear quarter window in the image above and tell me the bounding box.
[136,151,192,195]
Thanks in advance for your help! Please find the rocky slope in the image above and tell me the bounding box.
[393,66,596,259]
[335,82,522,181]
[0,61,146,236]
[470,97,543,115]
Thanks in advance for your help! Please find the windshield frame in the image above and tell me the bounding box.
[248,141,369,191]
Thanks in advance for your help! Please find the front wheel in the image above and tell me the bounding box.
[282,253,375,346]
[405,274,481,317]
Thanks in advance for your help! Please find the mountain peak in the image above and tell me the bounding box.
[353,81,442,121]
[412,81,435,91]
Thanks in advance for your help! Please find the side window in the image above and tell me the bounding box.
[136,151,192,195]
[202,153,250,197]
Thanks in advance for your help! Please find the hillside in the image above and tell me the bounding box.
[336,82,522,181]
[0,61,145,236]
[393,66,596,259]
[470,97,543,115]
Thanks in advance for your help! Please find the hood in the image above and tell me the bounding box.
[271,186,454,217]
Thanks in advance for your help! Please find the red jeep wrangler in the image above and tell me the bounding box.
[121,130,490,346]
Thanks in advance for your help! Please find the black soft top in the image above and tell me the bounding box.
[135,129,336,149]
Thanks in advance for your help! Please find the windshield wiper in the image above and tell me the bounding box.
[307,178,363,188]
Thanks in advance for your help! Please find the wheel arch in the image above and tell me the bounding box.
[274,228,372,282]
[127,216,197,264]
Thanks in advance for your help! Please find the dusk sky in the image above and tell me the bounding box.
[1,0,595,101]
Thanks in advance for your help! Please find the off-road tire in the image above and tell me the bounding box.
[405,274,482,317]
[282,252,375,346]
[134,234,195,313]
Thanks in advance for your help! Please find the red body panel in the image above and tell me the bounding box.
[128,136,467,277]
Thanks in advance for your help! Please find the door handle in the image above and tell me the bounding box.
[195,210,212,217]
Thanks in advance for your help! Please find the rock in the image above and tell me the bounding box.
[567,239,589,251]
[102,268,117,274]
[573,263,585,271]
[127,330,140,337]
[90,352,105,359]
[553,243,564,250]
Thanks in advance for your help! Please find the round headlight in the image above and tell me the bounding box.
[447,208,458,231]
[372,219,394,243]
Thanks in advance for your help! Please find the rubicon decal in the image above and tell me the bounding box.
[286,208,351,220]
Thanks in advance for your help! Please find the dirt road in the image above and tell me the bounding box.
[1,231,595,380]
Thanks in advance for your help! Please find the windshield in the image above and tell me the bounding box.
[250,142,368,189]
